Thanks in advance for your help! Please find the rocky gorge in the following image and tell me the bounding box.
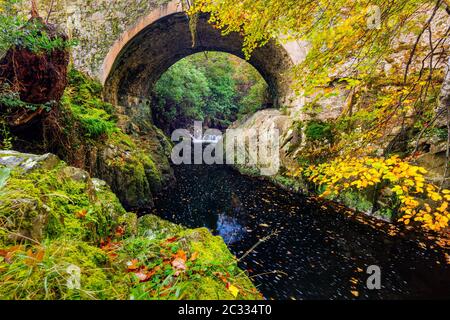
[1,0,450,301]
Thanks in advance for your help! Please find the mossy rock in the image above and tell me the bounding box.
[0,239,130,300]
[137,214,185,238]
[0,152,261,300]
[0,152,127,245]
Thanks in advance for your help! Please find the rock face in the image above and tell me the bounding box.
[66,102,174,210]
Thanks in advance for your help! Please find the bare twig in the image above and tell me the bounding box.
[237,230,279,262]
[46,0,55,23]
[442,104,450,190]
[0,227,41,245]
[403,0,441,84]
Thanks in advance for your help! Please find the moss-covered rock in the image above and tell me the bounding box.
[0,152,261,300]
[119,217,262,300]
[0,151,127,245]
[37,68,174,209]
[0,239,130,300]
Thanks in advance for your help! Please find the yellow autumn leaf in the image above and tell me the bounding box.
[228,285,239,298]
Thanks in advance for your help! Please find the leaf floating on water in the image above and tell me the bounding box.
[259,223,270,228]
[445,253,450,265]
[351,290,359,297]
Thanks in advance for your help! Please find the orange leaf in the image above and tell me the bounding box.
[115,226,125,237]
[75,209,88,219]
[126,259,139,271]
[190,252,199,261]
[166,236,178,243]
[174,249,187,262]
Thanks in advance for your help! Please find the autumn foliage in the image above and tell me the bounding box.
[292,156,450,231]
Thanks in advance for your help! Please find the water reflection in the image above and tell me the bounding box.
[151,163,450,300]
[216,213,244,244]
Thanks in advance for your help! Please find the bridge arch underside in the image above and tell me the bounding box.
[104,13,294,109]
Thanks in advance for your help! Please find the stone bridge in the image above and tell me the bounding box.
[43,0,307,109]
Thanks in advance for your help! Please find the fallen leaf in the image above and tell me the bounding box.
[115,226,125,237]
[228,284,239,297]
[351,290,359,297]
[134,271,148,282]
[172,258,187,271]
[173,249,187,262]
[75,209,88,219]
[126,259,139,271]
[190,252,199,261]
[166,236,178,243]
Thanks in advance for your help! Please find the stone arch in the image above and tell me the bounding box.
[102,1,302,109]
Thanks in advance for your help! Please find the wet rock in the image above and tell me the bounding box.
[59,166,89,182]
[0,151,59,172]
[92,178,107,191]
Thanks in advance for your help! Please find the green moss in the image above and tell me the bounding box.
[120,217,262,300]
[137,214,184,238]
[304,120,334,142]
[0,161,126,245]
[338,190,374,214]
[0,239,129,300]
[61,68,118,139]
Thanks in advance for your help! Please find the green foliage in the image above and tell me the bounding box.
[0,167,11,189]
[339,191,374,214]
[153,52,268,131]
[432,127,448,141]
[0,120,13,149]
[0,84,56,112]
[304,120,334,143]
[62,68,118,139]
[0,0,77,54]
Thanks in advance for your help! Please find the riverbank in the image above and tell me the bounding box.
[0,151,262,300]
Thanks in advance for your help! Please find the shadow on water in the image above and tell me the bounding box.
[151,163,450,300]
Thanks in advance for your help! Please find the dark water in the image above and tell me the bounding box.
[151,163,450,300]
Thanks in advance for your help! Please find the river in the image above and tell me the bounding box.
[151,163,450,300]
